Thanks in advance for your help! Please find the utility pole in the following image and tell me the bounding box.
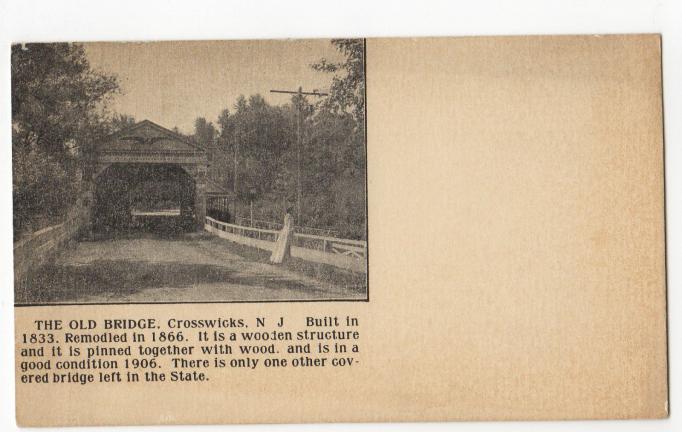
[233,129,239,194]
[232,128,239,219]
[269,87,328,225]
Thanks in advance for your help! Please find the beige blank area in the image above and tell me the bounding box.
[15,35,667,425]
[366,35,666,419]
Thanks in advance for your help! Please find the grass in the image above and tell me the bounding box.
[208,235,368,294]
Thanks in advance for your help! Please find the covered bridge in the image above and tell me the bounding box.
[85,119,231,232]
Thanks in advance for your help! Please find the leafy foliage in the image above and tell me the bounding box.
[110,113,136,134]
[193,117,217,148]
[213,95,296,200]
[12,39,367,240]
[206,39,367,239]
[311,39,366,128]
[12,43,119,238]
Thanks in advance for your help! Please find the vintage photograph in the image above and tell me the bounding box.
[12,39,368,304]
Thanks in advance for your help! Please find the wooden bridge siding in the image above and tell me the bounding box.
[179,163,207,230]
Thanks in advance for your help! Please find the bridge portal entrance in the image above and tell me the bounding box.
[86,120,208,234]
[93,163,196,235]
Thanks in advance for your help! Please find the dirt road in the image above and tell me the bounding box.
[17,233,365,304]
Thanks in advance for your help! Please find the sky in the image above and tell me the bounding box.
[84,39,343,134]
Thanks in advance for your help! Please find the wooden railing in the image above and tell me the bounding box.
[293,232,367,259]
[14,206,87,291]
[205,216,367,272]
[234,216,341,238]
[205,217,279,243]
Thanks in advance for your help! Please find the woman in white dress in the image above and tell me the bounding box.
[270,208,294,264]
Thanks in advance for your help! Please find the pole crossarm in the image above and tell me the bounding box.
[270,89,328,97]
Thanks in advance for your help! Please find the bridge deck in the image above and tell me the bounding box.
[19,233,365,304]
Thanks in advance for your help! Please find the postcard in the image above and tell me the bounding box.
[13,35,667,425]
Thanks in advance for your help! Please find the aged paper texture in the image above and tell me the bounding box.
[13,35,667,425]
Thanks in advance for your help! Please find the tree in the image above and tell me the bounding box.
[193,117,217,149]
[217,108,231,143]
[311,39,365,128]
[202,39,367,238]
[310,39,366,180]
[12,43,119,157]
[308,39,367,237]
[215,95,296,203]
[109,113,136,133]
[12,43,119,238]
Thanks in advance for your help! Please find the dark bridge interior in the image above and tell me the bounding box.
[93,164,195,236]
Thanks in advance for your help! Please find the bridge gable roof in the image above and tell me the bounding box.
[97,120,204,154]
